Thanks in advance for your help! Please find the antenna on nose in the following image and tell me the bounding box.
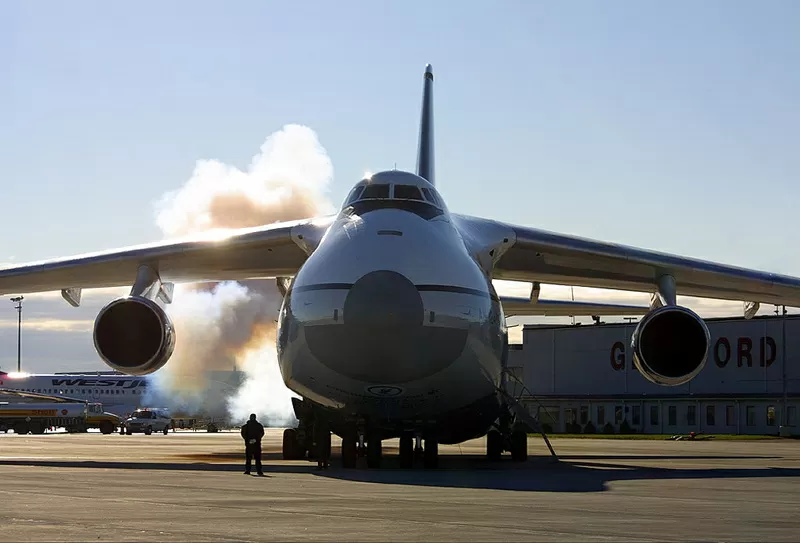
[415,64,435,185]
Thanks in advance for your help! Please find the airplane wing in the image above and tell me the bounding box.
[454,214,800,308]
[500,296,648,317]
[0,216,334,297]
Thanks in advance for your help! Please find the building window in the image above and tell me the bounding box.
[538,406,560,430]
[632,405,641,426]
[746,406,755,426]
[788,406,796,426]
[614,406,623,425]
[597,406,605,425]
[668,406,677,426]
[706,405,715,426]
[767,406,776,426]
[650,406,659,426]
[726,405,735,426]
[580,406,589,425]
[687,405,696,426]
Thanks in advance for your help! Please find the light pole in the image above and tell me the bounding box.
[10,296,23,372]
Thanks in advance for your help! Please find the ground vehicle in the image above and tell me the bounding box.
[122,408,171,435]
[0,402,88,435]
[67,403,121,434]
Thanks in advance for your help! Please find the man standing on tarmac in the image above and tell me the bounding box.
[241,413,265,476]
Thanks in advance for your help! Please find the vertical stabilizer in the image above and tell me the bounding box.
[415,64,435,185]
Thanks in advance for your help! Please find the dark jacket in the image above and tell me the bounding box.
[241,420,265,444]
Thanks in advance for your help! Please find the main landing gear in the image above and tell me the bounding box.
[485,427,528,462]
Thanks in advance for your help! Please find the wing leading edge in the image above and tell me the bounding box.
[0,217,334,296]
[454,214,800,308]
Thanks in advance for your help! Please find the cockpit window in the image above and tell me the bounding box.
[421,187,442,207]
[393,185,424,201]
[360,184,391,200]
[344,186,364,205]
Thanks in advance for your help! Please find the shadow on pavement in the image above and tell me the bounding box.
[0,449,797,493]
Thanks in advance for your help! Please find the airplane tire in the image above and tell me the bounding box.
[314,425,331,464]
[366,438,382,469]
[282,428,300,460]
[486,430,503,461]
[423,437,438,469]
[29,422,45,435]
[399,434,414,468]
[341,433,358,469]
[510,430,528,462]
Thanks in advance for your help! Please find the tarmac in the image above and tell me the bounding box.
[0,429,798,542]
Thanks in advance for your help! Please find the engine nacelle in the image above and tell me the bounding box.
[93,296,176,376]
[631,305,710,386]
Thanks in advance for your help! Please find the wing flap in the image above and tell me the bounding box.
[0,217,333,296]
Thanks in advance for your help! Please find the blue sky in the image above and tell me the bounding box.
[2,1,800,371]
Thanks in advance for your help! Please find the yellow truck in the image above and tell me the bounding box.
[77,403,122,434]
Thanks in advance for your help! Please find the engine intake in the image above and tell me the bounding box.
[631,305,709,386]
[93,296,176,376]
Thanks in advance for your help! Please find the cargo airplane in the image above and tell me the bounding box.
[3,64,800,468]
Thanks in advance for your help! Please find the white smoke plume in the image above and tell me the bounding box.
[144,124,335,427]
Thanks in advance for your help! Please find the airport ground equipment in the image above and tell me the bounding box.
[81,403,122,434]
[0,401,88,435]
[121,407,172,435]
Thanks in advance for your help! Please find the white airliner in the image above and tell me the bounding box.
[3,64,800,468]
[0,371,144,417]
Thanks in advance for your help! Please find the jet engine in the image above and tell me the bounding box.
[93,296,176,376]
[631,305,710,386]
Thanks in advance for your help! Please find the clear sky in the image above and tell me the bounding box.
[2,1,800,371]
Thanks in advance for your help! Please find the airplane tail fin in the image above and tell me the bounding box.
[415,64,435,185]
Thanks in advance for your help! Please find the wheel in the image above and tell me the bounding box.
[99,421,114,435]
[423,437,438,469]
[399,433,414,468]
[366,437,382,469]
[144,426,153,436]
[510,430,528,462]
[29,422,45,435]
[341,432,358,469]
[314,424,331,465]
[486,430,503,461]
[125,428,132,435]
[282,428,300,459]
[14,422,29,435]
[163,425,170,435]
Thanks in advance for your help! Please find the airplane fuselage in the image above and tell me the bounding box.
[276,172,509,443]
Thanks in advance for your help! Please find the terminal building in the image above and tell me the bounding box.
[506,314,799,435]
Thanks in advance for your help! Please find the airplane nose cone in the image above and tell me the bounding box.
[344,270,423,329]
[303,270,467,383]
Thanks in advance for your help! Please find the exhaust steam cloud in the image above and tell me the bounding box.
[143,124,335,427]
